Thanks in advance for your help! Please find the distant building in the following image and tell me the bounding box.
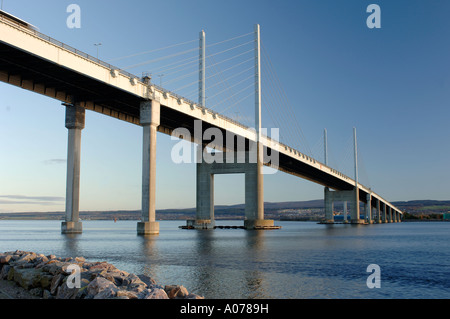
[444,212,450,221]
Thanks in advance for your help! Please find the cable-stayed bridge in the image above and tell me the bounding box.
[0,11,403,234]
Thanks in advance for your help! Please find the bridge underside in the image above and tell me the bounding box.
[0,40,358,194]
[0,30,403,233]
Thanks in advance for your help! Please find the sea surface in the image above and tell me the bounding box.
[0,219,449,299]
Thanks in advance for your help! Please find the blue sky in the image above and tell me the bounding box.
[0,0,449,212]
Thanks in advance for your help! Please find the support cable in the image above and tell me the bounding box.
[107,39,198,62]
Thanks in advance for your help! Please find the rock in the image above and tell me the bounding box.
[123,274,148,294]
[16,252,37,264]
[7,267,14,281]
[87,276,118,297]
[123,273,145,286]
[35,255,49,265]
[97,270,116,283]
[110,270,130,286]
[140,288,169,299]
[0,251,198,300]
[74,257,85,263]
[93,285,118,299]
[0,265,11,280]
[76,279,90,299]
[44,261,69,275]
[0,254,12,264]
[88,262,116,272]
[165,285,189,299]
[138,274,156,287]
[40,274,54,289]
[50,273,65,295]
[116,289,138,299]
[13,268,43,290]
[56,281,79,299]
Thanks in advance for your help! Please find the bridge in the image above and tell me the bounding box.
[0,10,403,234]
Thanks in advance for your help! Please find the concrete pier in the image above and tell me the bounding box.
[62,103,85,234]
[187,149,276,230]
[137,100,160,235]
[323,187,362,224]
[194,145,215,229]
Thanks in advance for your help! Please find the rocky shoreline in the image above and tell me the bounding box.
[0,250,203,299]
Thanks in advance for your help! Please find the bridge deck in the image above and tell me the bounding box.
[0,16,402,217]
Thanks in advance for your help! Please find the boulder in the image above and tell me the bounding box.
[0,265,11,280]
[88,262,116,272]
[140,287,169,299]
[0,254,12,264]
[109,270,130,286]
[138,274,156,287]
[93,285,118,299]
[165,285,189,299]
[56,281,79,299]
[50,273,65,295]
[13,267,43,290]
[87,276,118,298]
[16,252,37,264]
[40,274,54,289]
[123,273,145,286]
[76,279,90,299]
[7,267,14,281]
[44,261,70,275]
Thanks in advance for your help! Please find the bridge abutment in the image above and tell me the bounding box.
[137,100,160,235]
[62,103,85,234]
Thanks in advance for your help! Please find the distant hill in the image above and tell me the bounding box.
[0,199,448,220]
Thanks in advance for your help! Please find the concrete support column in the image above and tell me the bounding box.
[192,146,215,229]
[388,206,393,223]
[351,187,362,224]
[376,200,381,223]
[62,103,85,234]
[366,193,373,224]
[137,100,160,235]
[343,201,348,223]
[382,202,388,223]
[244,145,273,229]
[324,187,334,223]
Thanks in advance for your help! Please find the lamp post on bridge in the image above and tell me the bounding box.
[94,43,102,59]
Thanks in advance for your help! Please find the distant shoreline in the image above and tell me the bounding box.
[0,199,449,221]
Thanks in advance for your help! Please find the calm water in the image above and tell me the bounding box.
[0,219,449,299]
